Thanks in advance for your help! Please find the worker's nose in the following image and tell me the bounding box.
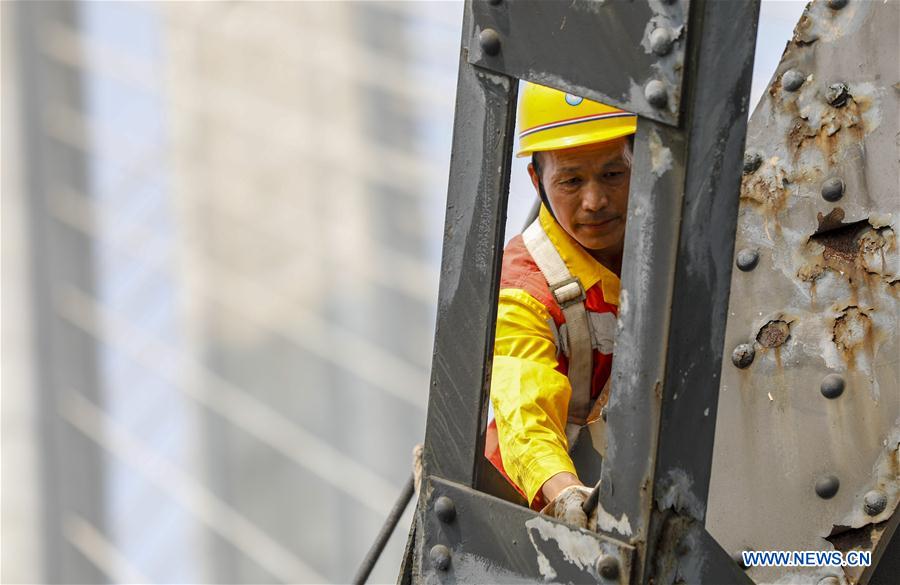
[581,183,609,212]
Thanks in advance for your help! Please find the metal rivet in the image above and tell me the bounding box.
[434,496,456,523]
[827,0,848,9]
[820,374,845,399]
[595,555,620,580]
[732,550,749,570]
[782,69,806,92]
[429,544,451,571]
[821,177,845,202]
[818,577,841,585]
[644,80,667,108]
[864,490,887,516]
[743,151,763,174]
[732,344,755,369]
[478,29,501,56]
[815,475,840,499]
[825,82,850,107]
[650,27,674,56]
[736,249,759,272]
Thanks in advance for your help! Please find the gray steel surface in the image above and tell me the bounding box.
[595,0,760,582]
[417,476,635,584]
[706,1,900,583]
[469,0,688,126]
[421,0,517,490]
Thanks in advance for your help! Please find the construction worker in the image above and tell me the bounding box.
[484,81,636,529]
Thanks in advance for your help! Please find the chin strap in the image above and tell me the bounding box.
[531,155,557,221]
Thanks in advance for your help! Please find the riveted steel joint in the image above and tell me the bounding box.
[595,555,620,581]
[478,28,501,56]
[434,496,456,523]
[429,544,451,571]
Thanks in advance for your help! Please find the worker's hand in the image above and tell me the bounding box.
[541,485,597,531]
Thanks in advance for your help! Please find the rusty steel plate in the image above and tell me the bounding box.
[707,1,900,583]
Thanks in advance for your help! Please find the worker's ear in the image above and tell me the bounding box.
[527,162,541,194]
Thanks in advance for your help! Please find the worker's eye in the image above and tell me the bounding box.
[603,171,627,184]
[559,177,582,187]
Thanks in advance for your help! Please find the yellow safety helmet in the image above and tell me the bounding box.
[516,82,637,158]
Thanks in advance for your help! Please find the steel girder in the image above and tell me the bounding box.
[706,1,900,584]
[409,0,760,583]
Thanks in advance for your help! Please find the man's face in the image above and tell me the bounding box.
[528,138,632,259]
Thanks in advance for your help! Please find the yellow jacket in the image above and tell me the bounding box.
[485,205,620,507]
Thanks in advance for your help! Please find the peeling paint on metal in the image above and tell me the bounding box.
[656,468,705,521]
[443,551,542,585]
[648,127,673,177]
[594,500,633,538]
[707,0,899,581]
[525,516,602,575]
[829,423,900,532]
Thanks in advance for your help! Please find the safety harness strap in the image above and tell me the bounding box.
[522,219,593,444]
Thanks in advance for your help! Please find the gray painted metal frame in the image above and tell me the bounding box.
[413,0,761,582]
[706,1,900,583]
[469,0,689,126]
[597,0,761,581]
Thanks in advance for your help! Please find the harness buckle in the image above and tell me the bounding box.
[551,277,586,309]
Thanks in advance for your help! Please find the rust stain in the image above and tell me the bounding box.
[786,98,866,165]
[798,264,827,309]
[757,320,791,348]
[805,218,896,310]
[811,217,870,265]
[740,162,790,239]
[833,306,873,369]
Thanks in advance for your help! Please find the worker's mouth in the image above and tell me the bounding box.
[579,217,620,231]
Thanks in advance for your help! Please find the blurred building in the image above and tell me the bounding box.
[3,1,460,583]
[2,1,808,584]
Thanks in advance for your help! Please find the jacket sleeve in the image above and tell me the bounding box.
[490,288,576,506]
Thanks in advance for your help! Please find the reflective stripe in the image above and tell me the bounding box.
[522,219,593,429]
[519,111,636,139]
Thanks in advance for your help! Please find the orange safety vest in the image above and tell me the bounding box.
[485,228,617,506]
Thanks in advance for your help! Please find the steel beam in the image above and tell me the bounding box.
[596,0,760,582]
[421,0,517,489]
[469,0,689,126]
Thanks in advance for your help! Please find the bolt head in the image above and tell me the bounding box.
[825,82,850,107]
[433,496,456,523]
[743,151,763,174]
[735,248,760,272]
[815,475,840,499]
[650,27,674,56]
[429,544,451,571]
[644,80,667,108]
[732,343,755,369]
[782,69,806,92]
[732,550,749,570]
[821,177,845,202]
[864,490,887,516]
[820,374,845,399]
[827,0,848,9]
[595,555,620,580]
[478,28,501,56]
